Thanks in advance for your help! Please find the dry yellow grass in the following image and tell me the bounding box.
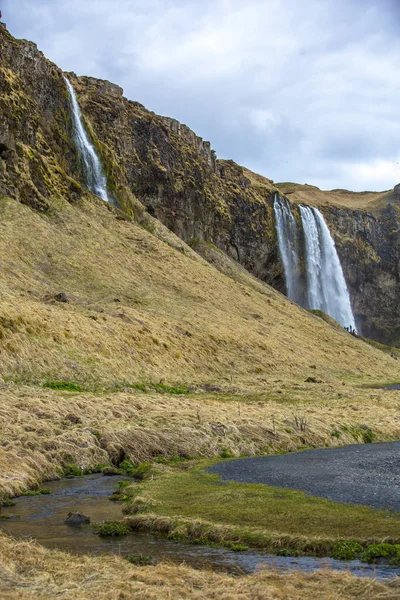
[0,193,398,388]
[1,381,399,497]
[275,182,388,211]
[0,534,398,600]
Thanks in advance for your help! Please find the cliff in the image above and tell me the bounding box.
[1,24,399,345]
[277,183,400,345]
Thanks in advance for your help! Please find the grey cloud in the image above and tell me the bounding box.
[2,0,400,191]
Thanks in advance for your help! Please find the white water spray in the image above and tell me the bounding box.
[304,206,356,330]
[274,194,356,330]
[273,194,302,304]
[64,76,110,203]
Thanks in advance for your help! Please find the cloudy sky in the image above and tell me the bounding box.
[3,0,400,191]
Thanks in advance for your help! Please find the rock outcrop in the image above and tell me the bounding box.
[322,203,399,344]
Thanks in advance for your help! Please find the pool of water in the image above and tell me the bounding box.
[384,384,400,390]
[1,474,398,580]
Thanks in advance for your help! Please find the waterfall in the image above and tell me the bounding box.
[273,193,302,304]
[64,76,110,203]
[305,207,356,330]
[274,194,356,330]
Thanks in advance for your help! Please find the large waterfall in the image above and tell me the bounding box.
[274,194,356,330]
[273,194,302,304]
[64,77,110,203]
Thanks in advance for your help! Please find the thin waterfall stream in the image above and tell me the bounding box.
[274,194,356,330]
[64,76,110,203]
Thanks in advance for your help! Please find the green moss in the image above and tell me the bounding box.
[96,521,130,537]
[64,464,84,478]
[124,553,155,566]
[151,383,190,395]
[332,541,363,560]
[0,496,15,507]
[21,488,51,496]
[123,463,400,555]
[43,381,85,392]
[119,460,154,480]
[361,543,400,564]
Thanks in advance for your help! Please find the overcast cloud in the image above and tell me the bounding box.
[3,0,400,191]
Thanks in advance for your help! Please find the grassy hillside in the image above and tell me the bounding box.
[0,193,397,387]
[0,192,399,495]
[276,182,389,211]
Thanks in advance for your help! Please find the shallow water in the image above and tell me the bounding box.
[384,384,400,390]
[1,474,398,580]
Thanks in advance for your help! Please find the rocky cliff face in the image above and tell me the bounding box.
[322,202,399,344]
[0,24,398,345]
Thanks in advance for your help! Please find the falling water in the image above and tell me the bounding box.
[273,193,302,304]
[63,76,110,203]
[305,207,356,330]
[274,195,356,330]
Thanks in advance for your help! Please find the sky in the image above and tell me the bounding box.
[3,0,400,191]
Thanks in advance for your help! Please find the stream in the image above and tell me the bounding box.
[0,474,398,580]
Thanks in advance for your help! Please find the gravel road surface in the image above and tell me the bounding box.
[208,442,400,511]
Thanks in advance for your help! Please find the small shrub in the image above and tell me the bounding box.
[0,496,15,507]
[117,480,131,489]
[96,521,130,537]
[64,464,83,478]
[43,381,84,392]
[220,448,234,459]
[361,543,399,563]
[108,493,125,502]
[124,553,155,566]
[332,541,363,560]
[119,460,154,480]
[331,429,341,439]
[132,462,154,480]
[293,414,307,432]
[193,537,211,546]
[361,426,375,444]
[119,459,136,476]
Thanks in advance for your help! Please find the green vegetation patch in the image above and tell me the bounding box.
[361,543,400,564]
[96,521,130,537]
[332,541,363,560]
[123,464,400,555]
[21,488,50,496]
[0,496,16,507]
[124,553,155,566]
[119,460,155,480]
[43,381,85,392]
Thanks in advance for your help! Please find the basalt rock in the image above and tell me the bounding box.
[322,203,400,345]
[65,512,90,525]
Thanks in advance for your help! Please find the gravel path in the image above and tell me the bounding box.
[208,442,400,511]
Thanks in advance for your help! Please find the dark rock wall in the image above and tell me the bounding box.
[323,204,400,344]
